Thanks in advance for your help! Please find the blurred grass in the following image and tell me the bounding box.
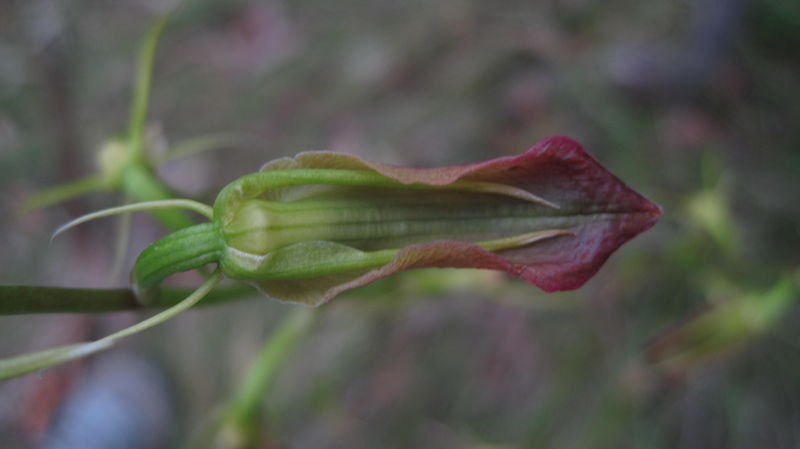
[1,0,799,448]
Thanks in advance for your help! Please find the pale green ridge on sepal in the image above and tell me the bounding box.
[214,169,558,224]
[476,229,575,251]
[443,180,559,209]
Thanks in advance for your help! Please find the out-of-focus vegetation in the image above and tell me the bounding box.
[1,0,798,448]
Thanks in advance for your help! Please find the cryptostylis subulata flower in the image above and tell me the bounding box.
[133,136,661,306]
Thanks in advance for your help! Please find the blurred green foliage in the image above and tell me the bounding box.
[0,0,798,448]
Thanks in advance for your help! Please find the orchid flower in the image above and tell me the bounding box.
[134,136,661,306]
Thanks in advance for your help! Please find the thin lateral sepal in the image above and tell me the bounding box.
[103,269,222,342]
[0,269,223,381]
[51,199,214,241]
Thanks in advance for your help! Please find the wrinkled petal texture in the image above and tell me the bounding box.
[258,136,661,305]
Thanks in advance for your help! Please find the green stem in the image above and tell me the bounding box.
[0,284,258,315]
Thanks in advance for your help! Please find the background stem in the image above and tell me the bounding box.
[218,308,315,448]
[127,14,169,162]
